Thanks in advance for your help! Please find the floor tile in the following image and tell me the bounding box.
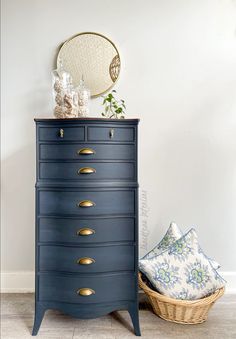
[1,293,236,339]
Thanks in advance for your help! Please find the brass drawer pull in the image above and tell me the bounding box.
[77,288,95,296]
[78,148,95,155]
[59,128,64,138]
[77,257,95,265]
[78,167,96,175]
[77,200,96,208]
[77,228,95,236]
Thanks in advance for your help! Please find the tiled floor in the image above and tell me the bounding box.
[1,293,236,338]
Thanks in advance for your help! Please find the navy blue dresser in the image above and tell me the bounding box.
[32,118,140,336]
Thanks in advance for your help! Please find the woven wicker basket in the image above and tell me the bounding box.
[139,272,225,324]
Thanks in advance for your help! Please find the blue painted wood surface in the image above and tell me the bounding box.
[39,244,134,273]
[39,161,135,181]
[33,118,140,336]
[39,143,135,160]
[38,217,135,243]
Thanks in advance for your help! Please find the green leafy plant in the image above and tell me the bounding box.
[101,90,126,119]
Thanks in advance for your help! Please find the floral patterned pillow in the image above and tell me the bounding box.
[142,222,220,270]
[139,229,225,300]
[142,222,182,260]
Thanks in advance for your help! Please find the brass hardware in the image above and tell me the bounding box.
[109,128,114,139]
[78,167,96,175]
[77,257,95,265]
[78,148,95,155]
[77,228,95,236]
[59,128,64,138]
[77,200,95,208]
[77,288,95,296]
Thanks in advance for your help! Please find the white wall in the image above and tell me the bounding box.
[1,0,236,291]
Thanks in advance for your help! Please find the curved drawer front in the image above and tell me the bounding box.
[39,126,85,142]
[39,162,135,181]
[39,273,135,304]
[39,190,135,216]
[38,217,135,243]
[39,245,134,273]
[39,143,135,160]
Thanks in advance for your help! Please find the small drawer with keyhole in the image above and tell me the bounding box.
[38,126,85,141]
[87,126,134,142]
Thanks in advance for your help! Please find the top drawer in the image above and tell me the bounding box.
[38,126,85,142]
[87,126,134,142]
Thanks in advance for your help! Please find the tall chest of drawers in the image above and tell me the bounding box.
[32,118,140,336]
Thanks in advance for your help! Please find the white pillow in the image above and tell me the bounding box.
[142,222,182,260]
[139,229,225,300]
[142,222,220,270]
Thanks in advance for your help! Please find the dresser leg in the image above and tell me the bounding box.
[32,305,45,336]
[128,303,141,336]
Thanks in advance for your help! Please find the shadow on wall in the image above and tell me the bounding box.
[138,107,236,269]
[2,143,36,271]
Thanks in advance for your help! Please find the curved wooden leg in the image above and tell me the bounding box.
[128,303,141,336]
[32,304,45,336]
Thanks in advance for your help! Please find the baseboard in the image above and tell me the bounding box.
[1,271,236,294]
[1,271,35,293]
[220,271,236,294]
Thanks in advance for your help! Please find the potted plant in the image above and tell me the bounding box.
[101,90,126,119]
